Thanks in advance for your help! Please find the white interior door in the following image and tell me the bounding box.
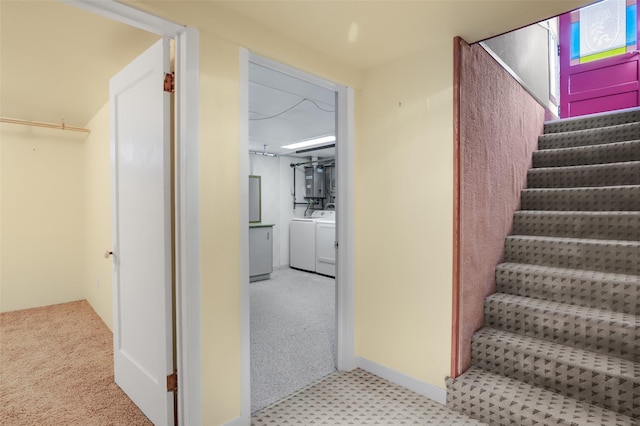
[110,37,174,426]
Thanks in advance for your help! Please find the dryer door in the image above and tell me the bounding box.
[315,221,336,277]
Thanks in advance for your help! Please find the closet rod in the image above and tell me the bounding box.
[0,117,91,133]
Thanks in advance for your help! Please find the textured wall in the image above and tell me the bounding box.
[457,40,545,373]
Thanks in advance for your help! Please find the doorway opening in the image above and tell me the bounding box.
[247,60,338,413]
[240,51,355,421]
[1,1,201,424]
[479,0,640,120]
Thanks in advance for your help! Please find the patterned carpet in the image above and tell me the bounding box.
[446,108,640,424]
[252,368,484,425]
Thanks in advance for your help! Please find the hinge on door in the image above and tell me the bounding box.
[167,372,178,392]
[334,241,339,249]
[164,72,175,93]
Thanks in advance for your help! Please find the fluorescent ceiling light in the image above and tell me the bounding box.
[282,135,335,150]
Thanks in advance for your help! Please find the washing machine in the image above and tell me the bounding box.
[315,211,336,277]
[289,210,335,273]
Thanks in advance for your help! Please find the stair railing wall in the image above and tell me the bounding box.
[451,37,546,377]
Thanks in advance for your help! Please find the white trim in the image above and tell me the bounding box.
[238,47,252,426]
[240,52,356,420]
[356,357,447,405]
[249,54,343,92]
[60,0,184,36]
[64,1,201,425]
[223,416,246,426]
[335,86,356,371]
[175,27,202,426]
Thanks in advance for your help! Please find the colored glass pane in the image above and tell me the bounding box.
[571,22,581,60]
[627,4,637,45]
[571,0,638,64]
[580,46,627,63]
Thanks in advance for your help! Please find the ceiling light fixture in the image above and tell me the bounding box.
[282,135,336,150]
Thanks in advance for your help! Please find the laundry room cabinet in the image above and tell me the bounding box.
[249,224,274,282]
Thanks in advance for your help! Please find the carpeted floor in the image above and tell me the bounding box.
[0,300,151,425]
[250,267,336,413]
[252,368,484,425]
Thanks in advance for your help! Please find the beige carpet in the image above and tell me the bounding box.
[0,300,152,425]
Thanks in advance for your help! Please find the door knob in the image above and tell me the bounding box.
[104,250,113,259]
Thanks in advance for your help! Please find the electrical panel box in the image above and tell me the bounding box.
[305,166,325,198]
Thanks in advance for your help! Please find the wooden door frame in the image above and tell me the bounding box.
[61,1,201,424]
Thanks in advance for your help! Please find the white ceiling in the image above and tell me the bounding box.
[1,0,592,139]
[249,62,336,158]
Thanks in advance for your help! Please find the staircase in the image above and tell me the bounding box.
[447,108,640,425]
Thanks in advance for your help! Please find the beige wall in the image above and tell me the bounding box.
[356,43,454,387]
[129,2,459,422]
[82,103,113,330]
[0,124,86,312]
[195,29,362,426]
[198,32,243,425]
[1,4,459,423]
[124,2,364,423]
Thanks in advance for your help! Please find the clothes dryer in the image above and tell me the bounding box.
[315,211,336,277]
[289,217,317,272]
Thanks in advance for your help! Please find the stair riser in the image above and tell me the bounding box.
[471,339,640,418]
[446,384,528,426]
[538,122,640,150]
[504,237,640,275]
[453,110,640,425]
[521,187,640,211]
[533,140,640,168]
[544,109,640,134]
[446,370,638,426]
[495,266,640,315]
[527,162,640,188]
[512,212,640,241]
[484,297,639,362]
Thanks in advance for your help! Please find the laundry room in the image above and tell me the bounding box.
[247,59,339,413]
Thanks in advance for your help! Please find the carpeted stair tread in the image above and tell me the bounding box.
[454,109,640,424]
[446,366,640,426]
[538,122,640,150]
[495,262,640,315]
[521,185,640,211]
[484,293,639,362]
[544,107,640,134]
[472,327,640,417]
[533,139,640,168]
[504,235,640,275]
[526,161,640,188]
[512,211,640,241]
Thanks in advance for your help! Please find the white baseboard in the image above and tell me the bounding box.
[355,357,447,404]
[223,415,248,426]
